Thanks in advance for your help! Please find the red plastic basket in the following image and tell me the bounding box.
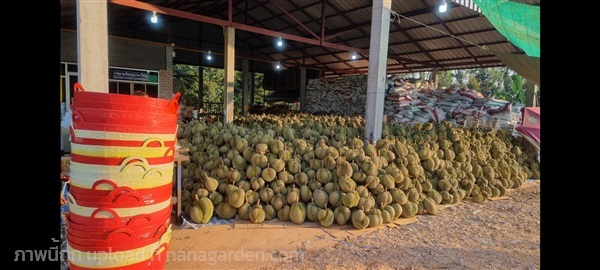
[66,213,170,232]
[72,83,180,115]
[70,153,174,166]
[67,204,172,228]
[68,184,172,208]
[68,181,172,204]
[72,121,178,134]
[67,224,168,249]
[67,218,169,241]
[71,106,177,128]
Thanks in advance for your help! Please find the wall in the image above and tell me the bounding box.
[61,29,173,99]
[61,30,169,71]
[159,70,174,100]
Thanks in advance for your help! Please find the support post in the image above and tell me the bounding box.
[224,27,235,123]
[431,68,439,89]
[76,0,109,92]
[250,73,255,105]
[198,67,204,113]
[364,0,392,144]
[242,59,250,116]
[300,67,307,112]
[525,81,538,107]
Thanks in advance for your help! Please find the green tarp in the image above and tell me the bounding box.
[473,0,540,57]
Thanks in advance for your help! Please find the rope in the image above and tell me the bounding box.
[387,9,489,51]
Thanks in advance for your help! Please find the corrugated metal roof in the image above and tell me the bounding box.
[314,54,339,64]
[61,0,530,76]
[419,37,462,50]
[389,43,421,55]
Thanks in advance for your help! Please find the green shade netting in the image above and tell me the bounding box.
[473,0,540,57]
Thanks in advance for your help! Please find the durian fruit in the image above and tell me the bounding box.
[367,209,383,228]
[215,202,237,219]
[249,202,266,224]
[259,187,275,203]
[264,204,276,220]
[313,189,329,209]
[334,206,352,225]
[317,206,334,227]
[323,182,336,194]
[329,189,342,207]
[338,175,357,192]
[270,194,286,211]
[341,190,360,208]
[389,203,403,219]
[423,197,437,215]
[401,201,418,218]
[228,188,245,208]
[209,191,224,205]
[351,209,370,230]
[390,188,408,205]
[306,201,320,222]
[358,195,376,212]
[189,197,214,224]
[376,190,393,206]
[204,176,219,192]
[286,185,300,205]
[290,201,306,224]
[277,205,291,221]
[381,204,395,223]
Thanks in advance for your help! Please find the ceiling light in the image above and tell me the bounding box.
[275,61,281,69]
[151,11,158,23]
[206,51,212,61]
[351,52,358,60]
[438,1,448,13]
[276,37,283,47]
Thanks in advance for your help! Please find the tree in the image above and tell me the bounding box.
[467,76,480,90]
[452,70,467,87]
[437,70,454,87]
[173,64,199,107]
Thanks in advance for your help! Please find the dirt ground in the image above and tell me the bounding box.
[61,180,540,269]
[262,180,541,270]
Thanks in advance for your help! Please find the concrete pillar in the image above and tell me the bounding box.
[223,27,235,123]
[364,0,392,144]
[525,80,538,107]
[300,67,307,112]
[242,59,249,116]
[250,73,255,105]
[166,46,173,70]
[198,67,204,112]
[76,0,109,92]
[431,68,439,89]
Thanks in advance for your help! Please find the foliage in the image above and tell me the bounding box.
[173,64,266,114]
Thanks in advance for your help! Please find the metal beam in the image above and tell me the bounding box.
[269,0,320,40]
[249,1,325,27]
[282,29,501,63]
[284,14,484,53]
[421,0,481,67]
[320,0,326,41]
[110,0,368,55]
[228,0,232,22]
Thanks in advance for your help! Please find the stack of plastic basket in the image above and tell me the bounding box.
[66,83,180,270]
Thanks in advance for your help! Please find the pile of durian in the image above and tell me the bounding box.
[176,113,539,229]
